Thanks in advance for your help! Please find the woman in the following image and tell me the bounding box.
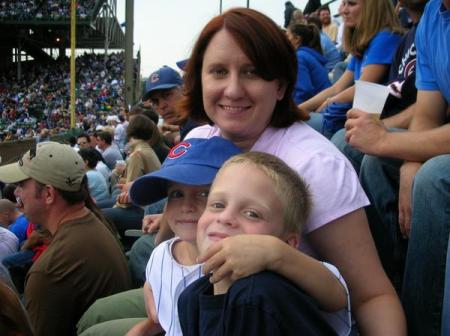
[103,114,161,241]
[299,0,403,136]
[180,8,406,334]
[78,147,110,204]
[286,23,331,104]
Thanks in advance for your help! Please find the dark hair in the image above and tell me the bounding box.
[126,114,157,141]
[288,23,323,54]
[78,148,100,169]
[318,5,330,14]
[130,104,159,125]
[307,15,322,30]
[403,0,429,13]
[55,176,122,247]
[97,131,112,145]
[180,8,308,127]
[77,133,91,143]
[2,184,17,203]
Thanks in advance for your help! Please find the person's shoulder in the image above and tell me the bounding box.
[372,30,402,43]
[272,123,346,158]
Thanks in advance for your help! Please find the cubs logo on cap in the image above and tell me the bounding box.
[130,137,242,206]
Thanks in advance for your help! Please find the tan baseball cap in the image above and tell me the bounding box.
[0,141,85,192]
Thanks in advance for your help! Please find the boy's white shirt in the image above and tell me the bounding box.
[146,237,352,336]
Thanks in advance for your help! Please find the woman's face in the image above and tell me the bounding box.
[201,29,286,149]
[286,29,301,49]
[342,0,363,28]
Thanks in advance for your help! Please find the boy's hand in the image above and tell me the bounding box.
[199,235,282,284]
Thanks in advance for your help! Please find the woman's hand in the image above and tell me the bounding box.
[198,235,283,283]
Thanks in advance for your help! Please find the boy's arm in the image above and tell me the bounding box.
[199,234,347,312]
[126,282,163,336]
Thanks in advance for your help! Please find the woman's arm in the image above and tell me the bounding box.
[308,209,406,335]
[299,69,354,112]
[199,235,347,312]
[327,64,390,107]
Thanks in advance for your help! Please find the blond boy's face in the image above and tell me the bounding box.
[197,162,286,254]
[166,182,210,244]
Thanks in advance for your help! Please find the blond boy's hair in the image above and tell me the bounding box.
[222,152,311,235]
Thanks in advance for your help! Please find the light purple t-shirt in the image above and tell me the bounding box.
[187,122,369,255]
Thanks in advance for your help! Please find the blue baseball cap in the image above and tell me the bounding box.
[130,137,242,206]
[143,66,182,100]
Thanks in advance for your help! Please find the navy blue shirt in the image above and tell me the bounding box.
[179,271,336,336]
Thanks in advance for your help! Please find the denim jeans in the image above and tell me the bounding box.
[360,154,450,336]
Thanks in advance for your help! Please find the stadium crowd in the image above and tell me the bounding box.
[0,0,97,21]
[0,52,126,142]
[1,0,450,336]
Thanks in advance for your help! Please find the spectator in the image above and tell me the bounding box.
[0,200,19,259]
[332,0,428,174]
[103,115,161,245]
[179,152,349,335]
[286,23,331,104]
[181,7,405,334]
[0,142,131,336]
[0,199,28,246]
[345,0,449,334]
[78,148,110,204]
[299,0,403,138]
[143,66,200,144]
[307,16,343,72]
[284,1,298,28]
[77,134,111,182]
[319,6,339,42]
[96,131,123,170]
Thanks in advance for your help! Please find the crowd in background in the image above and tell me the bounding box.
[0,52,126,142]
[0,0,97,20]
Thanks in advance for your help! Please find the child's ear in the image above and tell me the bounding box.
[284,233,300,249]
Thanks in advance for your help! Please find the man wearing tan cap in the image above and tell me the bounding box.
[0,142,130,336]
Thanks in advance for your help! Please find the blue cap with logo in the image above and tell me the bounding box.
[129,137,242,206]
[143,66,182,100]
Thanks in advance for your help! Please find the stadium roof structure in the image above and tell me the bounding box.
[0,0,125,64]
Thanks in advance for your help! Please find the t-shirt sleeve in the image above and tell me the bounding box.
[297,152,369,233]
[347,56,356,72]
[415,8,437,91]
[364,31,402,66]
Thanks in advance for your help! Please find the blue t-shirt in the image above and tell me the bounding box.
[179,271,336,336]
[86,170,110,203]
[415,0,450,104]
[347,31,402,82]
[320,32,342,71]
[293,47,331,104]
[8,214,29,245]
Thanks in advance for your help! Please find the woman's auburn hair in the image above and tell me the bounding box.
[178,8,309,127]
[343,0,403,57]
